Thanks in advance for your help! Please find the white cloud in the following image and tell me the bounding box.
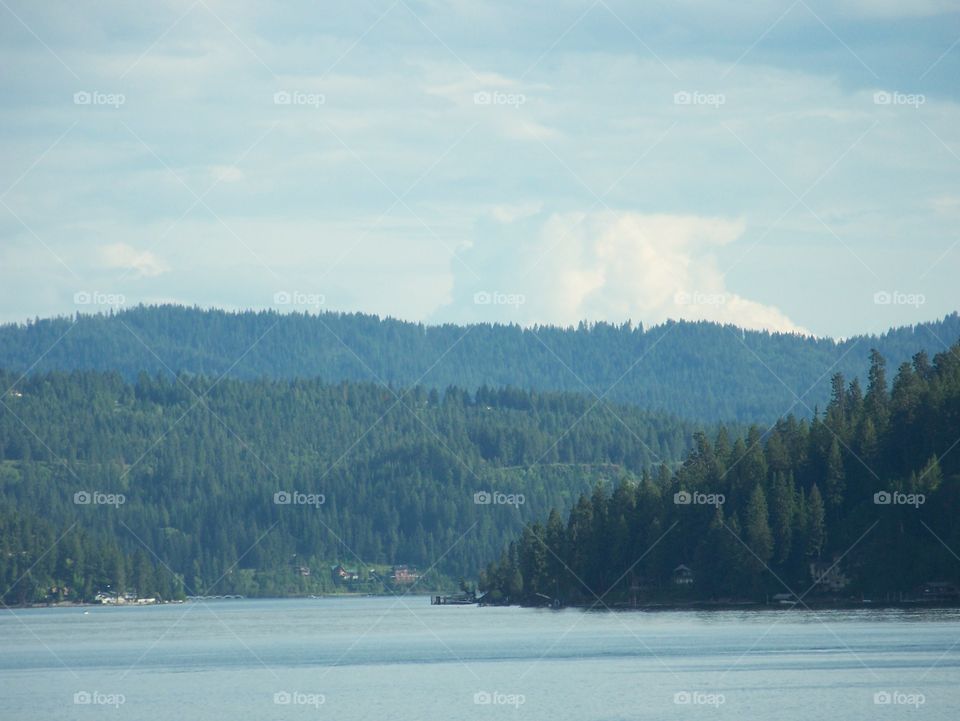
[210,165,245,183]
[449,211,810,334]
[98,243,169,277]
[490,201,542,223]
[930,195,960,215]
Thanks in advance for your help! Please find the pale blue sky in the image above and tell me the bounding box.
[1,0,958,336]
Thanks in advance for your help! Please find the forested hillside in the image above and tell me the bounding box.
[2,306,958,422]
[0,373,695,604]
[480,344,960,605]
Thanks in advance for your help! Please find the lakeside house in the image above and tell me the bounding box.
[808,559,849,592]
[672,564,694,586]
[94,591,157,605]
[332,564,360,582]
[390,565,420,585]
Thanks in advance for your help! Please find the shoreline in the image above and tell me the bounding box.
[6,591,440,610]
[504,599,960,612]
[11,595,960,612]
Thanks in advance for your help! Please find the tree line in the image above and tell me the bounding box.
[0,373,696,604]
[480,343,960,605]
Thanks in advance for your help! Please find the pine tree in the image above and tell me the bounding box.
[824,437,846,517]
[865,349,889,430]
[805,484,826,560]
[745,484,774,567]
[769,472,796,564]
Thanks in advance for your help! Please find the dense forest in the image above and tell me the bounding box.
[0,373,696,605]
[2,305,958,422]
[480,343,960,605]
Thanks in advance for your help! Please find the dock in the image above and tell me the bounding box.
[431,593,476,605]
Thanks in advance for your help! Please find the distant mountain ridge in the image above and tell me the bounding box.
[2,305,958,423]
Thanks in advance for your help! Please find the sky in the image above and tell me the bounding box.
[1,0,958,337]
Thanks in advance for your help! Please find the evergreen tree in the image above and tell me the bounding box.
[804,484,826,560]
[744,484,774,568]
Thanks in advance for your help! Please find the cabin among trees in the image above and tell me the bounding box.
[332,565,360,583]
[808,559,849,593]
[390,565,420,585]
[672,565,694,586]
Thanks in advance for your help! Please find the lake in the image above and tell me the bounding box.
[1,597,957,719]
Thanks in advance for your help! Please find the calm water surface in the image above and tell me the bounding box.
[1,597,958,720]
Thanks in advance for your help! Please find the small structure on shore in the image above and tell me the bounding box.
[917,581,960,602]
[772,592,799,606]
[332,564,359,582]
[431,591,477,605]
[391,565,420,585]
[809,559,849,592]
[672,564,694,586]
[93,591,157,605]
